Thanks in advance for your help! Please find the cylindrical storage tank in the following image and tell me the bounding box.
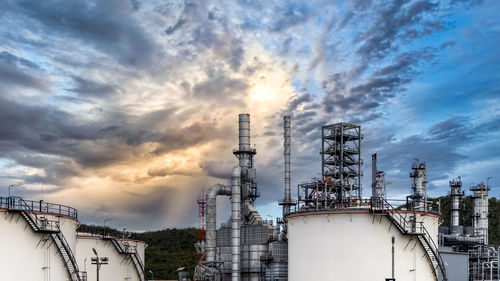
[76,234,147,281]
[287,209,441,281]
[0,198,79,281]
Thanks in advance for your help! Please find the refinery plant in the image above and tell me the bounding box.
[191,114,499,281]
[1,113,498,281]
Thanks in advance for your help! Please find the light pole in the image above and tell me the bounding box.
[91,248,108,281]
[8,182,24,197]
[148,270,154,280]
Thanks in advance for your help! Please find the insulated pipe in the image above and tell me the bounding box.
[231,166,241,281]
[206,183,232,264]
[283,115,291,215]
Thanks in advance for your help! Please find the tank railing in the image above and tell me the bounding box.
[371,197,425,234]
[7,196,61,232]
[0,196,77,219]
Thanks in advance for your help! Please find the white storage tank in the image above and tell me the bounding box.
[287,208,443,281]
[76,233,147,281]
[0,197,81,281]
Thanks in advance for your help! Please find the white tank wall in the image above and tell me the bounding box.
[288,210,441,281]
[76,236,146,281]
[0,210,78,281]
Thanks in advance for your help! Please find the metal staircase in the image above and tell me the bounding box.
[107,237,147,281]
[371,197,448,281]
[6,197,87,281]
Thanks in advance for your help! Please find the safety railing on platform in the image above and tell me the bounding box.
[0,196,77,219]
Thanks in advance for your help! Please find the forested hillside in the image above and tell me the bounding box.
[429,196,500,245]
[78,196,499,279]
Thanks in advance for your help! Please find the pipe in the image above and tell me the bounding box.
[231,166,241,281]
[283,115,291,215]
[206,183,232,264]
[371,153,377,199]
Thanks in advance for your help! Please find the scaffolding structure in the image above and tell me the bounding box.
[320,123,362,203]
[469,246,500,281]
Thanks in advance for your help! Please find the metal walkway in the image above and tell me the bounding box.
[107,236,147,281]
[371,198,448,281]
[5,197,87,281]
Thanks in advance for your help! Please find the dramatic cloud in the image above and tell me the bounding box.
[0,0,499,230]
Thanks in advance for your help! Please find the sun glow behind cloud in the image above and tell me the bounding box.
[0,0,499,230]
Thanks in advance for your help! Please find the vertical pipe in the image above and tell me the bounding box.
[206,184,232,264]
[283,115,291,215]
[231,166,241,281]
[321,126,325,180]
[358,126,362,200]
[371,153,377,199]
[340,124,344,202]
[392,236,395,279]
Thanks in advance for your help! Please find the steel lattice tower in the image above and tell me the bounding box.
[320,123,362,202]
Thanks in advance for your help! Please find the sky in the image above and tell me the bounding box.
[0,0,499,231]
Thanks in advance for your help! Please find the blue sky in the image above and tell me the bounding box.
[0,0,499,230]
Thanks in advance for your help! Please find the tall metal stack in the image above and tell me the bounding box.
[409,161,427,211]
[371,153,387,199]
[233,114,259,202]
[320,123,362,202]
[471,182,489,245]
[207,114,278,281]
[449,177,464,235]
[279,116,295,218]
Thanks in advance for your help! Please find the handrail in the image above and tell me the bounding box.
[0,196,78,219]
[53,225,82,281]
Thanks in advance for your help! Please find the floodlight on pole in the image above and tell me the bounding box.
[8,182,24,197]
[91,248,108,281]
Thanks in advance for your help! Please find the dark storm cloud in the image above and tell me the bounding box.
[16,0,159,68]
[68,76,117,97]
[356,0,438,61]
[0,95,230,185]
[165,18,188,35]
[0,51,49,90]
[321,48,436,116]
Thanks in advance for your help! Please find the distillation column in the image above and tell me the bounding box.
[471,182,489,244]
[449,177,464,235]
[233,114,258,203]
[410,161,427,211]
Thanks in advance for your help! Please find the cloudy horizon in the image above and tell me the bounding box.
[1,0,499,231]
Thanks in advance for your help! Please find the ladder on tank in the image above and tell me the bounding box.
[107,236,147,281]
[371,197,448,281]
[6,197,87,281]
